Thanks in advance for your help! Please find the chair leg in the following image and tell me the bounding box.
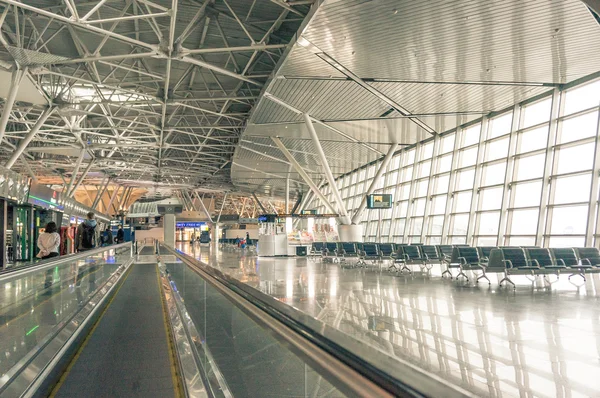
[476,272,491,285]
[441,269,452,279]
[456,270,469,282]
[401,264,412,274]
[499,275,516,289]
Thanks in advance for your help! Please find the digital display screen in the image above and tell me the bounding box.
[258,214,277,223]
[300,209,317,215]
[366,194,393,209]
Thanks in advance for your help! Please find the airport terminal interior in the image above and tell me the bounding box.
[1,0,600,397]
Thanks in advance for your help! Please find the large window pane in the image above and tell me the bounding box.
[437,153,453,173]
[522,97,551,128]
[441,134,455,153]
[410,217,424,235]
[397,183,410,201]
[457,169,475,190]
[394,201,408,218]
[432,195,447,215]
[564,79,600,115]
[485,137,509,161]
[482,162,506,186]
[418,160,431,178]
[480,187,503,210]
[451,214,469,235]
[476,236,498,246]
[403,149,415,166]
[509,209,539,235]
[559,111,599,144]
[434,174,450,195]
[401,167,413,182]
[430,216,444,235]
[507,236,536,246]
[413,198,426,216]
[555,143,594,174]
[416,178,428,197]
[454,191,472,213]
[553,174,592,204]
[462,124,481,147]
[548,236,585,248]
[459,147,478,168]
[489,112,513,139]
[478,212,500,235]
[391,219,405,236]
[513,180,542,208]
[422,141,434,159]
[518,125,549,153]
[550,205,588,235]
[516,153,545,180]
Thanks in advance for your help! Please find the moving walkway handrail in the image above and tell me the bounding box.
[0,242,132,283]
[162,245,475,398]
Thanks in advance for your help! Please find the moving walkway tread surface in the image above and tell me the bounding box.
[51,263,178,398]
[139,246,156,255]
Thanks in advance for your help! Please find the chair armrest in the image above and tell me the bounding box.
[502,259,514,269]
[424,253,430,260]
[582,258,592,266]
[458,257,467,265]
[482,256,489,262]
[557,258,566,266]
[531,259,541,268]
[404,253,410,260]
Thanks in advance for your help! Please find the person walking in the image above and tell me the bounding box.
[116,225,124,243]
[103,227,114,246]
[75,212,97,252]
[37,221,60,259]
[245,232,251,246]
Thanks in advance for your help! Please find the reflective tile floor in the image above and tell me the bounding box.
[177,243,600,398]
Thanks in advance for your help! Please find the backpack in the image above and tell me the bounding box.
[81,223,95,249]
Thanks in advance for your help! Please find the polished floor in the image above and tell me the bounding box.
[177,242,600,398]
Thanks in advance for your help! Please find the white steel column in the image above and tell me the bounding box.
[21,159,38,184]
[466,117,489,245]
[195,192,213,222]
[93,177,110,210]
[304,113,350,224]
[5,107,55,169]
[285,175,290,213]
[535,89,561,246]
[585,106,600,246]
[216,193,227,223]
[106,185,120,215]
[498,104,522,245]
[0,68,27,145]
[65,150,86,196]
[272,137,339,216]
[69,160,94,197]
[352,143,399,224]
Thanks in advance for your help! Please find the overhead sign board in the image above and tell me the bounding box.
[157,204,183,214]
[176,222,205,228]
[239,218,258,224]
[28,181,63,211]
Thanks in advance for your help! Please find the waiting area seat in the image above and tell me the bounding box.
[448,247,489,284]
[358,243,381,267]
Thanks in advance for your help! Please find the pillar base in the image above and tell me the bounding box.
[338,224,363,242]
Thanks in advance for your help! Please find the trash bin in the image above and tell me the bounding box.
[296,246,307,256]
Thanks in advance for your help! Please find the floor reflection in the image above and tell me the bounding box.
[176,242,600,397]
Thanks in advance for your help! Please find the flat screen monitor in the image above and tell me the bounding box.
[366,194,392,209]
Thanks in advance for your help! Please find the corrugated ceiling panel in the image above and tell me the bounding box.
[279,46,346,78]
[371,81,552,114]
[303,0,600,83]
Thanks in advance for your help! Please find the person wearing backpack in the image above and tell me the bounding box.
[76,212,98,252]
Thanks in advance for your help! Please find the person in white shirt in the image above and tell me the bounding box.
[37,221,61,259]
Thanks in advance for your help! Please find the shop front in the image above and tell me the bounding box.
[176,221,207,242]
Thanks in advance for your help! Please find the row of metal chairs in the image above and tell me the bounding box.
[310,242,600,289]
[309,242,465,273]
